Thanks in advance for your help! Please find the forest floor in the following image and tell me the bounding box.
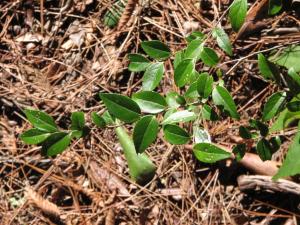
[1,0,300,224]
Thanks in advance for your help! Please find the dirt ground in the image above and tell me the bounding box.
[1,0,300,224]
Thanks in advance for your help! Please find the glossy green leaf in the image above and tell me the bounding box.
[41,132,71,156]
[200,47,219,66]
[286,68,300,95]
[239,126,252,139]
[273,131,300,180]
[141,40,171,60]
[24,109,58,132]
[197,72,213,98]
[163,124,190,145]
[233,144,246,161]
[193,143,231,163]
[142,62,164,91]
[256,138,272,161]
[212,28,233,56]
[20,128,51,144]
[262,92,286,122]
[268,0,282,15]
[166,92,185,108]
[91,112,106,128]
[212,86,240,119]
[269,45,300,72]
[193,126,211,143]
[70,112,85,131]
[185,39,203,60]
[186,31,205,43]
[133,116,159,153]
[174,59,195,87]
[162,110,197,125]
[257,53,280,81]
[103,0,125,28]
[229,0,247,31]
[270,136,281,152]
[128,54,150,72]
[174,50,184,69]
[184,82,199,101]
[132,91,167,114]
[100,93,141,123]
[287,101,300,112]
[115,126,156,184]
[250,119,269,137]
[202,104,219,121]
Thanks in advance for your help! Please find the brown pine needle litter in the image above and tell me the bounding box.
[1,0,300,224]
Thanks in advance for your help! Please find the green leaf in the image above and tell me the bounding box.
[287,101,300,112]
[239,126,252,139]
[250,119,269,137]
[193,143,231,163]
[268,0,282,15]
[91,112,106,128]
[270,136,281,152]
[233,144,246,161]
[102,111,115,125]
[132,91,167,114]
[212,86,240,119]
[286,68,300,95]
[24,109,58,132]
[174,50,184,69]
[103,0,125,28]
[70,112,85,131]
[162,110,197,125]
[166,92,185,108]
[133,116,159,153]
[262,92,286,122]
[163,124,190,145]
[100,93,141,123]
[186,31,205,43]
[197,72,213,99]
[20,128,51,144]
[184,82,199,101]
[142,62,164,91]
[128,54,150,72]
[212,28,233,56]
[269,45,300,72]
[185,39,203,60]
[174,59,195,87]
[115,125,156,184]
[256,138,272,161]
[141,40,171,60]
[270,108,300,132]
[193,126,211,143]
[200,47,219,66]
[202,104,219,121]
[41,132,71,156]
[229,0,247,31]
[257,53,280,81]
[273,131,300,180]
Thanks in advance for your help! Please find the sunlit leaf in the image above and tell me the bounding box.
[193,143,231,163]
[20,128,51,144]
[128,54,150,72]
[262,92,286,122]
[142,62,164,91]
[212,27,233,56]
[133,116,159,153]
[132,91,167,114]
[229,0,247,31]
[162,110,197,125]
[163,124,190,145]
[24,109,58,132]
[174,59,195,87]
[41,132,71,156]
[141,40,171,60]
[100,93,141,123]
